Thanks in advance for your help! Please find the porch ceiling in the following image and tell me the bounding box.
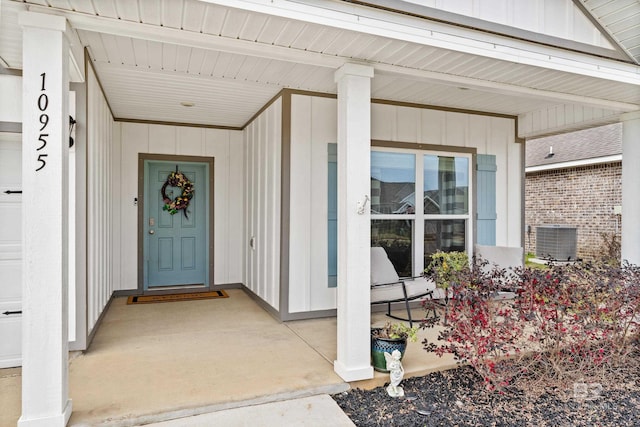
[1,0,639,128]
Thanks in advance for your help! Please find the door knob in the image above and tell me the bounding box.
[149,229,155,235]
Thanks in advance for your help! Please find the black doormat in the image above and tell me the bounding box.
[127,290,229,304]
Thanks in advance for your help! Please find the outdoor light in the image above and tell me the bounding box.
[69,115,76,148]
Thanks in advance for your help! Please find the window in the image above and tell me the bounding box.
[371,148,472,277]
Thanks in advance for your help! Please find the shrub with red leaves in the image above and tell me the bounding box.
[423,258,640,393]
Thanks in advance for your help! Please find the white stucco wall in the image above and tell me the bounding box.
[113,122,244,291]
[288,94,522,314]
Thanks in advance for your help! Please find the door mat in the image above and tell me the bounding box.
[127,290,229,305]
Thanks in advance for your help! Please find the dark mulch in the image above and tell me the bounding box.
[332,366,640,427]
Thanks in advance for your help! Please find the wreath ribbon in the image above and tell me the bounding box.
[161,171,194,218]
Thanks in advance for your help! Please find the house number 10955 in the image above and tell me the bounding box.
[36,72,49,172]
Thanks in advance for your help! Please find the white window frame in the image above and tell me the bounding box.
[371,146,473,276]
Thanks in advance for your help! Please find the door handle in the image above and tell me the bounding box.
[149,229,155,235]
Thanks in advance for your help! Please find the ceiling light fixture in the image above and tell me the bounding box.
[180,101,195,107]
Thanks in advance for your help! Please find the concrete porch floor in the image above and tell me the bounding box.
[0,289,456,426]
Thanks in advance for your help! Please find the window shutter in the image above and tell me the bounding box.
[327,143,338,287]
[476,154,497,246]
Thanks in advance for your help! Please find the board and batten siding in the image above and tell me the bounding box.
[114,123,244,291]
[87,65,114,334]
[243,98,282,311]
[287,94,521,314]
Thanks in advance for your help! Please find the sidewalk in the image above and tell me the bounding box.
[142,395,355,427]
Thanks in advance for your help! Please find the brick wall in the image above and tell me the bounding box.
[525,162,621,261]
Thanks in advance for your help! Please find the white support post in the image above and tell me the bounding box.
[621,111,640,266]
[19,12,72,427]
[333,63,374,382]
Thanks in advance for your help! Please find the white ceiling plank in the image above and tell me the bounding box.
[161,0,184,29]
[182,0,208,32]
[42,6,347,68]
[146,39,163,69]
[68,0,96,14]
[222,54,247,79]
[237,12,268,41]
[186,47,206,75]
[199,50,220,76]
[322,31,364,56]
[114,0,140,22]
[374,64,638,112]
[211,51,233,77]
[131,38,149,68]
[306,27,343,53]
[138,0,161,25]
[334,33,376,58]
[115,35,137,66]
[93,60,279,126]
[78,30,107,62]
[200,0,640,81]
[272,20,307,48]
[288,23,324,50]
[220,8,250,39]
[201,3,227,35]
[47,0,73,10]
[99,33,121,64]
[161,42,177,71]
[233,55,268,82]
[255,16,290,45]
[175,45,191,73]
[92,0,118,18]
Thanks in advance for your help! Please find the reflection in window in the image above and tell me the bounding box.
[424,155,469,215]
[424,219,466,266]
[371,152,416,214]
[371,219,413,278]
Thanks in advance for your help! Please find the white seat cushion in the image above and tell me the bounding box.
[371,277,436,303]
[370,247,400,285]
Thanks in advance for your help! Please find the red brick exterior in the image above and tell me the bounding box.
[525,161,621,261]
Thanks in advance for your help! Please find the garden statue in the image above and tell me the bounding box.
[384,349,405,397]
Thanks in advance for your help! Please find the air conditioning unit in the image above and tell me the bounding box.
[536,225,577,261]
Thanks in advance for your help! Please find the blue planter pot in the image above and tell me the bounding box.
[371,329,407,372]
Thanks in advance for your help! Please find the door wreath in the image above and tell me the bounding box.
[161,170,194,218]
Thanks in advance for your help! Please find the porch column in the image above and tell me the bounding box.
[19,12,72,427]
[621,111,640,266]
[333,63,374,382]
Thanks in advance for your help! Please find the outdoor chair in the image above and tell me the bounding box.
[474,244,524,298]
[370,247,436,327]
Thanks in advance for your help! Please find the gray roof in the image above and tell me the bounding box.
[525,123,622,168]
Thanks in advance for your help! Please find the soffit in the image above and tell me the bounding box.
[1,0,639,128]
[578,0,640,64]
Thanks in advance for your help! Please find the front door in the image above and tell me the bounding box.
[144,159,210,290]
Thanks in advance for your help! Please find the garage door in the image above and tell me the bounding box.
[0,133,22,368]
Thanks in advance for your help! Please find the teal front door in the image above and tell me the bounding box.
[144,160,209,289]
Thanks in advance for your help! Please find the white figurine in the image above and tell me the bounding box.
[384,349,405,397]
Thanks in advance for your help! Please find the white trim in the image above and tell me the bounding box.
[370,146,473,276]
[375,65,638,113]
[525,154,622,173]
[23,2,640,113]
[202,0,640,85]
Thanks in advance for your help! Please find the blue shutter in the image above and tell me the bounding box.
[327,143,338,287]
[477,154,497,246]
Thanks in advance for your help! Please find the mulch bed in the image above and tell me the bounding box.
[332,365,640,426]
